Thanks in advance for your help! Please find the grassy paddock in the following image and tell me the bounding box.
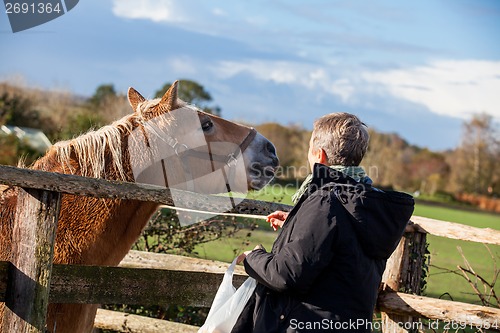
[413,203,499,305]
[194,185,499,306]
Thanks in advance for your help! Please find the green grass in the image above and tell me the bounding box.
[413,203,499,305]
[194,229,277,263]
[194,184,500,306]
[246,183,296,205]
[193,184,294,261]
[414,202,500,229]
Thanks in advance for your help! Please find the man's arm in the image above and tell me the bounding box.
[243,194,338,293]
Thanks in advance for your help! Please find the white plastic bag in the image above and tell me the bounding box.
[198,258,257,333]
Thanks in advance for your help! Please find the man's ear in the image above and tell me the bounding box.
[317,148,329,165]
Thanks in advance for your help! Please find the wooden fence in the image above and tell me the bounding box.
[0,164,499,332]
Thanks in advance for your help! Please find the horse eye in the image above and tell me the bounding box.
[202,120,214,132]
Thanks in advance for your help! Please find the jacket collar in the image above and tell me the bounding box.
[308,163,371,196]
[292,164,373,205]
[313,163,366,185]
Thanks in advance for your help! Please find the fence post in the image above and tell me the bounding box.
[380,228,427,333]
[3,188,61,333]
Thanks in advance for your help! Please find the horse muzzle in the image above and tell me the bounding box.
[244,133,279,190]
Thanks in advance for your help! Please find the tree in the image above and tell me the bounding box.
[0,91,40,128]
[86,83,130,125]
[362,131,411,189]
[448,113,499,195]
[155,79,221,115]
[407,149,450,195]
[64,111,104,137]
[89,84,116,107]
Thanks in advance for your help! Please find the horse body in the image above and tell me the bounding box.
[0,81,279,332]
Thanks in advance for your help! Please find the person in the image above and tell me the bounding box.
[232,112,414,332]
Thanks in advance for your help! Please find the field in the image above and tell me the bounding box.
[413,204,499,304]
[193,185,500,305]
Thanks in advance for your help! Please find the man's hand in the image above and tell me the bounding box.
[236,250,252,264]
[266,210,289,231]
[236,244,266,264]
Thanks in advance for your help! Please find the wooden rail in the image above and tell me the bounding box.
[120,250,247,275]
[1,165,499,332]
[0,262,244,307]
[0,164,290,216]
[409,216,500,245]
[378,291,500,328]
[2,164,498,245]
[3,253,498,327]
[94,309,198,333]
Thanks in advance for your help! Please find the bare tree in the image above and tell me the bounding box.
[449,113,499,195]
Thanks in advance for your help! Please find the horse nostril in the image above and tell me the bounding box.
[265,141,279,167]
[266,142,276,155]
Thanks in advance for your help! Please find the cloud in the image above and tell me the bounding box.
[213,58,500,121]
[112,0,186,23]
[167,56,198,76]
[214,59,352,101]
[212,8,227,17]
[362,60,500,120]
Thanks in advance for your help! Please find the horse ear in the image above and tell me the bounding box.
[158,80,179,111]
[128,87,146,112]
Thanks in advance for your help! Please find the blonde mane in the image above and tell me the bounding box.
[52,98,175,181]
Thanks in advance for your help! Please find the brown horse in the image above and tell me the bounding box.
[0,81,279,332]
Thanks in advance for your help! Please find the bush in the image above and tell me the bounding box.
[0,134,42,166]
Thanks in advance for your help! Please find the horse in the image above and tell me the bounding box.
[0,81,279,333]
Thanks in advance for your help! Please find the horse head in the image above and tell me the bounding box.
[127,81,279,194]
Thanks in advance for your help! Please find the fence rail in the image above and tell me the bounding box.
[1,262,244,307]
[2,253,498,326]
[1,165,499,332]
[2,164,499,245]
[378,291,500,327]
[94,309,198,333]
[0,164,290,216]
[408,216,500,245]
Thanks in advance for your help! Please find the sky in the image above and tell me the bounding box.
[1,0,499,151]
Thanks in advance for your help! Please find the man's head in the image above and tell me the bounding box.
[308,112,369,170]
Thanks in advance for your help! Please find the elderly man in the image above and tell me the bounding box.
[233,112,414,332]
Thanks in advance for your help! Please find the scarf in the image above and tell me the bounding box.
[291,165,368,204]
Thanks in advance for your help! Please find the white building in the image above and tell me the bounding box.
[0,125,52,154]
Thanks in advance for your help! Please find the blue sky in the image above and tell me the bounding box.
[1,0,499,150]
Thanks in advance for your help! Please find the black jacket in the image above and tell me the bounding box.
[232,164,415,332]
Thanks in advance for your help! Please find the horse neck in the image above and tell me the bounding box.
[30,132,159,266]
[61,196,158,266]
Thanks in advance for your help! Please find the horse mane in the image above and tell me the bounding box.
[45,98,182,181]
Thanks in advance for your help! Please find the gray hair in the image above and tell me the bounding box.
[311,112,369,166]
